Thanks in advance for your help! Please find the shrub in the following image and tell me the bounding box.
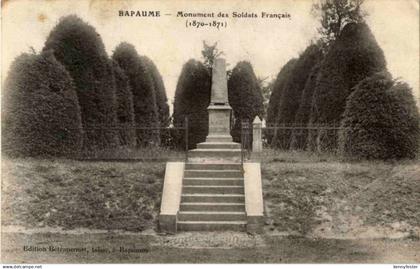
[2,52,83,157]
[141,56,170,127]
[290,64,322,150]
[172,59,211,149]
[309,22,386,152]
[339,72,420,159]
[274,44,323,149]
[228,61,264,145]
[43,15,119,149]
[111,60,136,146]
[266,59,297,145]
[112,43,160,146]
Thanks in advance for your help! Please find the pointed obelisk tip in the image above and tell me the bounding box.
[210,57,229,105]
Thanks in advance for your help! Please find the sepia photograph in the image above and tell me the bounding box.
[1,0,419,267]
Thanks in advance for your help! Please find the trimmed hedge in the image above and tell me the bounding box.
[266,59,297,145]
[339,72,420,160]
[309,22,386,152]
[172,59,211,149]
[141,56,170,127]
[43,15,119,149]
[112,43,160,146]
[111,60,136,146]
[274,44,323,149]
[291,64,322,151]
[228,61,264,145]
[2,52,83,157]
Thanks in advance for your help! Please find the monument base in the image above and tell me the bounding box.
[206,104,232,142]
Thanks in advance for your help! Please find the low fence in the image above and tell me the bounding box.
[239,123,350,162]
[44,118,418,162]
[70,121,189,161]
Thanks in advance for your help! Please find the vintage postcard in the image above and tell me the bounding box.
[1,0,419,266]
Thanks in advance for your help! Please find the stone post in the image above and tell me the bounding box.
[252,116,262,160]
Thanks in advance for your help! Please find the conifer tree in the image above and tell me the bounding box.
[172,59,211,149]
[2,51,83,157]
[266,59,297,145]
[274,44,323,149]
[43,15,118,149]
[309,22,386,151]
[228,61,264,145]
[339,72,420,159]
[112,43,160,146]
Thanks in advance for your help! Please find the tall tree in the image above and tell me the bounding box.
[290,64,322,150]
[201,41,223,70]
[172,59,211,149]
[312,0,366,49]
[339,72,420,159]
[309,22,386,152]
[228,61,264,145]
[111,60,136,146]
[141,56,170,127]
[112,43,160,146]
[266,59,297,145]
[274,44,323,149]
[43,15,118,149]
[2,51,83,157]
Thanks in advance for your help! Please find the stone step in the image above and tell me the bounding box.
[183,185,244,194]
[205,135,233,143]
[184,169,242,178]
[177,221,246,231]
[188,157,241,163]
[180,202,245,211]
[178,211,246,221]
[196,142,241,149]
[183,177,243,186]
[188,149,242,159]
[185,162,241,170]
[181,194,245,203]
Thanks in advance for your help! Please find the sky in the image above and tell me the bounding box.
[2,0,419,111]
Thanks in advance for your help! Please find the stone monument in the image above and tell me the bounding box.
[159,56,264,233]
[206,58,233,143]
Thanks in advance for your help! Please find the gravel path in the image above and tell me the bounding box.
[151,231,267,249]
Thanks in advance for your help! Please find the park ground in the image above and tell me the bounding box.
[1,150,420,263]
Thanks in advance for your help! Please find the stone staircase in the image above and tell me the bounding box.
[177,141,246,231]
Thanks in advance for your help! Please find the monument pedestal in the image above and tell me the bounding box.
[206,104,232,143]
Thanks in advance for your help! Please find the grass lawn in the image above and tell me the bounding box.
[261,150,420,238]
[1,158,165,232]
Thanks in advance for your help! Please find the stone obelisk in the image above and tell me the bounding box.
[206,58,233,142]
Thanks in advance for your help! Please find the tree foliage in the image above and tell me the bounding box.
[141,56,170,127]
[43,15,118,149]
[228,61,264,144]
[309,22,386,151]
[291,64,322,150]
[201,41,223,70]
[339,72,420,159]
[312,0,366,49]
[172,59,211,149]
[111,60,136,146]
[274,44,323,149]
[266,59,297,145]
[112,42,160,146]
[2,52,83,157]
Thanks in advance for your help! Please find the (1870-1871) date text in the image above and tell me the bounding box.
[185,20,227,29]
